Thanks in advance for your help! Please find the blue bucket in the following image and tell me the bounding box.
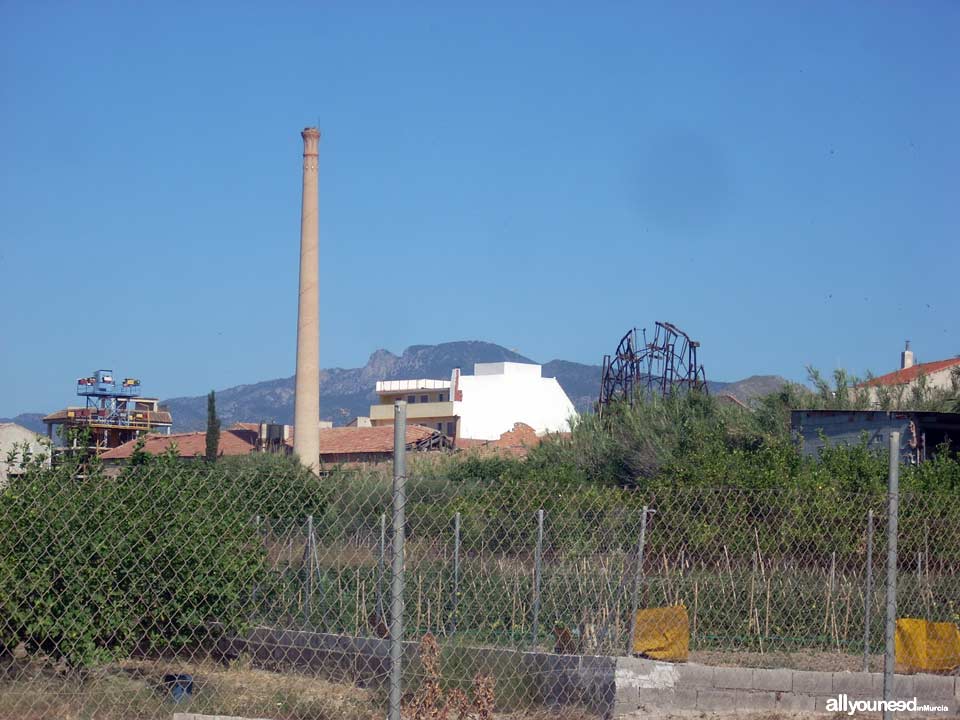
[162,673,194,703]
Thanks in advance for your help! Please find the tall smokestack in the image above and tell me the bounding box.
[294,127,320,471]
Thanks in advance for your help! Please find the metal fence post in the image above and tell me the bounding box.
[530,508,544,648]
[450,511,461,636]
[863,508,874,672]
[377,512,386,623]
[883,431,900,718]
[388,401,407,720]
[304,514,314,619]
[626,506,649,656]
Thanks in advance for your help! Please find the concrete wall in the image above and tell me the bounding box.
[614,656,960,717]
[456,362,578,440]
[218,626,614,717]
[217,625,959,718]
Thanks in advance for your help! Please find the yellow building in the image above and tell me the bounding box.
[369,373,459,439]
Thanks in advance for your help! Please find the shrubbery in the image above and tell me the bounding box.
[0,450,323,666]
[391,390,960,561]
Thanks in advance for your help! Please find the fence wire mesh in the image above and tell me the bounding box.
[1,456,958,719]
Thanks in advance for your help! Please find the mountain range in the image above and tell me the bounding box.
[4,341,787,434]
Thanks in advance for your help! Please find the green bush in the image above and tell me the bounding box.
[0,453,322,666]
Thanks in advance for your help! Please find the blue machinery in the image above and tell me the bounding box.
[71,369,152,430]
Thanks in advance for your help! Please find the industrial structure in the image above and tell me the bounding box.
[597,321,707,416]
[42,369,172,458]
[293,126,321,472]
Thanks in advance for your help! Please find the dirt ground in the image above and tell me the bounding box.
[690,648,882,672]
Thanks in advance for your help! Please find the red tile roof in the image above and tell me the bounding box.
[319,425,438,455]
[234,421,445,456]
[101,430,256,460]
[861,358,960,388]
[102,423,446,462]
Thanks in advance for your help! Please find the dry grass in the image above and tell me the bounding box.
[689,648,877,672]
[0,654,602,720]
[0,656,378,720]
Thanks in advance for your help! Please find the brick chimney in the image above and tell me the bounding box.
[293,127,320,472]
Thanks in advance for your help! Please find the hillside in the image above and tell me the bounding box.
[161,341,787,431]
[0,413,46,436]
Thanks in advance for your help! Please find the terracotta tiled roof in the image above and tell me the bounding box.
[454,437,487,450]
[101,430,256,460]
[319,425,438,455]
[861,358,960,388]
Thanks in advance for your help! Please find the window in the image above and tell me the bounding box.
[437,423,442,430]
[421,395,428,403]
[438,393,446,401]
[407,395,415,403]
[446,422,456,437]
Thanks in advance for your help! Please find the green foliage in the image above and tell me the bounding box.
[0,453,323,666]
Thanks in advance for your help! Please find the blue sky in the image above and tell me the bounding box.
[1,1,957,416]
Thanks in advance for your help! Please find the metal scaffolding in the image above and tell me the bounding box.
[598,321,707,416]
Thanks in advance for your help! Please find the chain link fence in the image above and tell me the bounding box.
[1,447,958,719]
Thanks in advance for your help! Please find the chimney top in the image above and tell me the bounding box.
[900,340,915,370]
[301,127,320,157]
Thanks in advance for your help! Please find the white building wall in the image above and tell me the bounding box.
[865,365,960,407]
[0,423,49,488]
[454,362,578,441]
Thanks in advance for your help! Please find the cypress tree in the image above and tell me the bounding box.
[205,390,220,462]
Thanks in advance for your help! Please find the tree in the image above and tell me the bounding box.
[205,390,220,462]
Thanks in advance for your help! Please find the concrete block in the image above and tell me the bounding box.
[893,673,916,700]
[673,686,698,711]
[675,662,715,687]
[915,673,957,700]
[615,656,679,689]
[712,665,754,690]
[614,682,638,714]
[833,671,882,697]
[636,687,674,710]
[696,688,740,712]
[615,655,660,677]
[793,670,833,696]
[635,687,698,712]
[579,654,616,679]
[752,667,794,692]
[736,689,778,710]
[814,695,837,712]
[776,692,817,712]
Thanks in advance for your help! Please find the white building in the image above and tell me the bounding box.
[1,422,49,488]
[369,362,578,442]
[861,342,960,407]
